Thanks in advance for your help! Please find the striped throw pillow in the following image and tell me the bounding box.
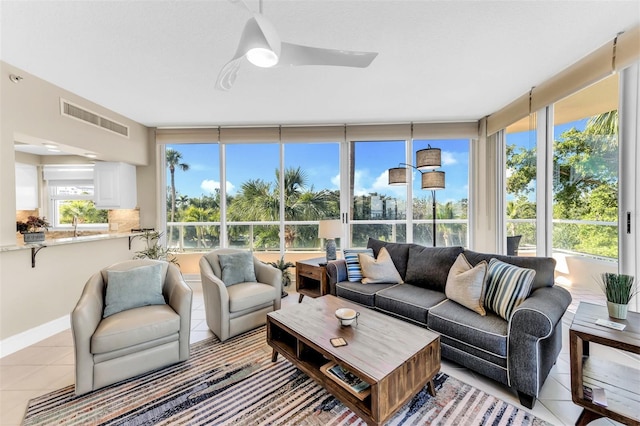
[343,248,374,282]
[485,258,536,321]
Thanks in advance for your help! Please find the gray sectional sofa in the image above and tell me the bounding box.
[326,238,572,409]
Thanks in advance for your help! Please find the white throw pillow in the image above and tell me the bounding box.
[359,247,403,284]
[445,253,488,315]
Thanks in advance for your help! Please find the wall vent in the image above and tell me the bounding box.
[60,99,129,138]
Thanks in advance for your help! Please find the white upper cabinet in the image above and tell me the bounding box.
[93,162,137,209]
[15,163,39,210]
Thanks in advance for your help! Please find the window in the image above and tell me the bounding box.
[165,143,220,250]
[413,139,469,247]
[552,75,618,260]
[505,115,538,254]
[283,142,340,251]
[226,143,280,251]
[43,165,107,228]
[350,140,407,247]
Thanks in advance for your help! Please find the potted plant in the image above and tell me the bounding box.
[597,272,637,320]
[266,256,295,298]
[133,230,179,265]
[16,215,50,243]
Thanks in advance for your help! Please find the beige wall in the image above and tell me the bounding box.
[1,61,151,245]
[0,237,146,340]
[1,61,158,342]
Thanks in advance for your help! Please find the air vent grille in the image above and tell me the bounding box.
[61,99,129,138]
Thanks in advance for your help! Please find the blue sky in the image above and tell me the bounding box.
[167,140,470,204]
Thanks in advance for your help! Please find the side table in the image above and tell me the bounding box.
[295,257,328,303]
[569,302,639,426]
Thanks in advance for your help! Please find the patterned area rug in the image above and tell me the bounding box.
[23,327,551,425]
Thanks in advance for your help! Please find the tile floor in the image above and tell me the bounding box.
[0,279,630,426]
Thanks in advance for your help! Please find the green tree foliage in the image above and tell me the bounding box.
[166,148,190,224]
[506,110,618,258]
[227,167,336,249]
[60,200,107,224]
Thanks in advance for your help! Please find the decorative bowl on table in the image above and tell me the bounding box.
[335,308,360,326]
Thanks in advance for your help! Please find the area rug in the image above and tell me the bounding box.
[23,327,551,425]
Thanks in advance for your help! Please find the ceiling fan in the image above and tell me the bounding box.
[216,0,378,90]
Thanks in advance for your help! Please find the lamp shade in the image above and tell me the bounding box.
[421,171,445,190]
[388,167,408,185]
[318,219,342,238]
[416,147,441,170]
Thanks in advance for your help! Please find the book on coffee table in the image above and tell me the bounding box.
[321,362,371,400]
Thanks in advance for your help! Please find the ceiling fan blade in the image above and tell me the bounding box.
[216,56,244,91]
[227,0,254,14]
[278,42,378,68]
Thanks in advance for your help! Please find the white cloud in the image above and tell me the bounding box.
[200,179,236,195]
[442,151,457,166]
[330,173,340,189]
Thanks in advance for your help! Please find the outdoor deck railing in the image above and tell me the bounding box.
[166,218,617,260]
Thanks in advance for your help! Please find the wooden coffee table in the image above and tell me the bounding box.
[267,295,440,426]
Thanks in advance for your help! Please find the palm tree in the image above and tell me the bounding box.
[229,167,332,248]
[586,110,618,136]
[166,149,190,224]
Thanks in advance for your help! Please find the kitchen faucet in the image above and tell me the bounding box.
[72,216,79,237]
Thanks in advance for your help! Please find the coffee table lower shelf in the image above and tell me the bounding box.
[267,317,439,426]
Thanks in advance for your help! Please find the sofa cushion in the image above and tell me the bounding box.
[335,281,396,307]
[367,238,411,279]
[485,259,535,321]
[445,254,488,315]
[227,282,277,312]
[92,304,180,354]
[359,247,403,284]
[103,263,166,318]
[463,249,555,290]
[218,251,257,286]
[428,300,508,359]
[375,284,446,324]
[343,248,374,282]
[404,245,464,291]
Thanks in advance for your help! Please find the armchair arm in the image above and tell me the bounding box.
[254,260,282,309]
[71,273,105,395]
[508,285,572,399]
[254,260,282,288]
[199,256,232,341]
[164,263,193,361]
[326,259,347,296]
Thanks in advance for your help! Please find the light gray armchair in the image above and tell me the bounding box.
[71,259,192,395]
[199,249,281,342]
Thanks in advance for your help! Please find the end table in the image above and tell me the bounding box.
[295,257,328,303]
[569,302,639,426]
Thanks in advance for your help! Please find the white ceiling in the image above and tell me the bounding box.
[1,0,639,128]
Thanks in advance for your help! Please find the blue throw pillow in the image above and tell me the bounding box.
[218,251,257,286]
[104,263,165,318]
[343,248,374,282]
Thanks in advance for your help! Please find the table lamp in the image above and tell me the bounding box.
[318,219,341,260]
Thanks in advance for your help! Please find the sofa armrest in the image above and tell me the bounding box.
[508,285,572,399]
[326,259,347,296]
[164,263,193,361]
[71,273,105,395]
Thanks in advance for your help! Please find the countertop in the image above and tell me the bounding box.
[0,232,141,252]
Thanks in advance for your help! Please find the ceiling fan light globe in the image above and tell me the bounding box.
[247,48,278,67]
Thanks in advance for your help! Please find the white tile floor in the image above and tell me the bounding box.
[0,281,628,426]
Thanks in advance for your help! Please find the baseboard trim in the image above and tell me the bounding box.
[0,315,70,358]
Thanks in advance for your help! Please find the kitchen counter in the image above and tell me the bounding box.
[0,232,141,253]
